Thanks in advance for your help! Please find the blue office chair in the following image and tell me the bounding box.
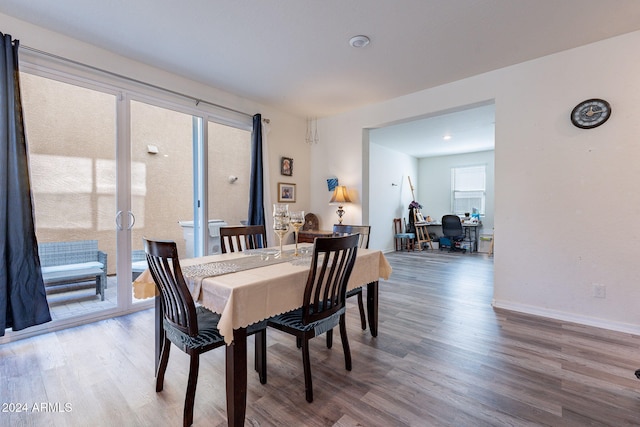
[441,215,467,253]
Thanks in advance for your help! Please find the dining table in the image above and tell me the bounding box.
[133,242,392,427]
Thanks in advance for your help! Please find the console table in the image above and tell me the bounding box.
[298,229,333,243]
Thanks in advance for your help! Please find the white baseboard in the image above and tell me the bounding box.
[492,299,640,336]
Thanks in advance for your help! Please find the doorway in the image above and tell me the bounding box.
[366,102,495,252]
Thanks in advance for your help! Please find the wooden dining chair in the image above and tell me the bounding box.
[330,224,370,340]
[267,234,359,403]
[394,217,415,251]
[219,225,267,253]
[333,224,370,250]
[144,238,266,427]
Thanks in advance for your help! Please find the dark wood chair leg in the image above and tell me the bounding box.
[301,338,313,403]
[184,353,199,427]
[155,295,163,373]
[156,337,171,392]
[366,281,379,337]
[326,329,333,348]
[339,315,352,371]
[356,291,366,330]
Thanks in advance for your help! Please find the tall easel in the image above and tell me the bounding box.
[408,177,433,250]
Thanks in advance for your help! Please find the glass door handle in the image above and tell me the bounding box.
[115,210,124,230]
[127,211,136,230]
[116,211,136,230]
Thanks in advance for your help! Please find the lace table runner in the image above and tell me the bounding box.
[182,248,313,285]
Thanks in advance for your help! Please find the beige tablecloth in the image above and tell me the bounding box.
[133,244,392,344]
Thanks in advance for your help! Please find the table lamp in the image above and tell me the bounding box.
[329,185,352,224]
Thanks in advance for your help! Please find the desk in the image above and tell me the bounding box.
[133,244,391,426]
[417,221,482,252]
[461,223,481,252]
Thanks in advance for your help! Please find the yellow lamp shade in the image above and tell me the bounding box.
[329,186,352,204]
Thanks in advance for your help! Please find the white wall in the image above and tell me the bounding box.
[419,150,495,232]
[368,142,418,251]
[308,115,366,230]
[313,31,640,334]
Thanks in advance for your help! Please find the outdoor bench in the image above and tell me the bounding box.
[38,240,108,301]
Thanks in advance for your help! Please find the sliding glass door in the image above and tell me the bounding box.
[9,64,253,342]
[21,72,119,319]
[207,121,251,227]
[129,99,195,304]
[21,76,201,319]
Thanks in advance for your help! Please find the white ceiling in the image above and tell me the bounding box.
[370,103,496,158]
[2,0,640,156]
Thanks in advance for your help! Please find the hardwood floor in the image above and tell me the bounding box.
[2,250,640,426]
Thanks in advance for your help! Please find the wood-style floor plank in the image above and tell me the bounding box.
[1,250,640,426]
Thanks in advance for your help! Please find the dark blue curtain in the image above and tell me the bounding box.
[0,33,51,336]
[247,114,266,236]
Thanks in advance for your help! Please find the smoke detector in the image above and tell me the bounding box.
[349,35,370,48]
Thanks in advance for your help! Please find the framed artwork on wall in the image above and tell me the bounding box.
[277,182,296,202]
[327,177,338,191]
[281,157,293,176]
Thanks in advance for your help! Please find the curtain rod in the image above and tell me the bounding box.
[20,44,256,120]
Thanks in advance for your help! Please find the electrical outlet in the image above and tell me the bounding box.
[592,283,606,298]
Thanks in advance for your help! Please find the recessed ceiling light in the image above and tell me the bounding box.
[349,35,370,48]
[443,135,452,141]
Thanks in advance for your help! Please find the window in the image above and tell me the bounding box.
[451,165,486,215]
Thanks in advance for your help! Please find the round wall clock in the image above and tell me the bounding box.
[570,98,611,129]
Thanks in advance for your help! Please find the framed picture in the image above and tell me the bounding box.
[327,177,339,192]
[278,182,296,203]
[280,157,293,176]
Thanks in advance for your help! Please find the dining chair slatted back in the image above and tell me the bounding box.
[303,234,359,324]
[267,234,359,403]
[220,225,267,253]
[330,224,371,337]
[144,238,266,426]
[268,234,358,402]
[332,224,371,249]
[145,239,199,337]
